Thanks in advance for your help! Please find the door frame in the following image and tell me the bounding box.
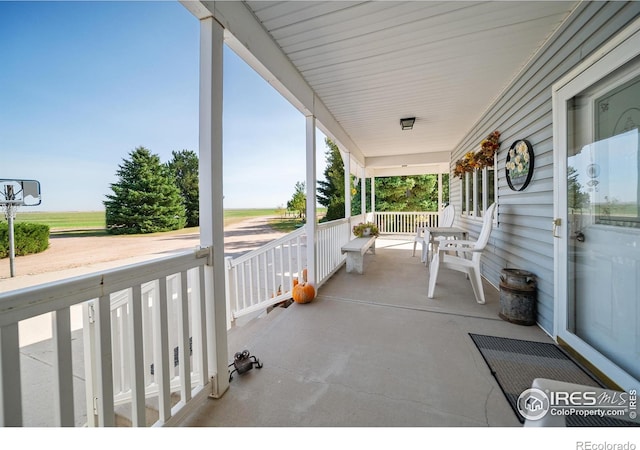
[552,17,640,391]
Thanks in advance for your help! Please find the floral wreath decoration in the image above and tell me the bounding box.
[453,130,501,179]
[505,139,534,191]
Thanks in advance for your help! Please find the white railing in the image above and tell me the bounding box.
[223,211,439,321]
[374,211,439,235]
[316,218,351,286]
[0,247,212,427]
[86,268,207,425]
[225,227,306,325]
[225,217,357,321]
[0,210,442,427]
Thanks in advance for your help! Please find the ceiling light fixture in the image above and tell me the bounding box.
[400,117,415,130]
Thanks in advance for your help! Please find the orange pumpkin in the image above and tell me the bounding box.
[292,282,315,304]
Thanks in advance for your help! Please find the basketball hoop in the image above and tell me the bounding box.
[1,179,42,277]
[3,202,19,220]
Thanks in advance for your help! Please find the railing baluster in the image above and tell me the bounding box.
[82,301,97,427]
[128,284,146,427]
[296,235,302,280]
[232,263,239,323]
[141,287,153,388]
[0,323,22,426]
[111,305,122,396]
[248,260,254,307]
[178,271,192,403]
[195,266,208,385]
[52,307,75,426]
[120,295,130,395]
[287,242,293,289]
[240,263,247,311]
[270,249,276,297]
[279,245,285,296]
[94,294,115,427]
[154,277,171,424]
[261,252,267,300]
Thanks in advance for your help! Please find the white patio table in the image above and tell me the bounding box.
[423,227,468,267]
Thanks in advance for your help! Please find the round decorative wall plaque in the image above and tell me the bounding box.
[506,139,534,191]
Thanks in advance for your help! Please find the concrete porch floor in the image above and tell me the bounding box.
[178,237,554,427]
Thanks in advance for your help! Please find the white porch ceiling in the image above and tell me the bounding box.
[186,1,578,175]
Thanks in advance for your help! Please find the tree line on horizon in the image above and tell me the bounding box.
[287,138,449,222]
[106,140,449,235]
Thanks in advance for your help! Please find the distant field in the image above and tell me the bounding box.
[5,208,325,231]
[13,211,106,229]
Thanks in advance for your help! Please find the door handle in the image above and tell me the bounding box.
[552,218,561,238]
[576,231,585,242]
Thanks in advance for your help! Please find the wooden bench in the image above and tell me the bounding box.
[341,236,376,274]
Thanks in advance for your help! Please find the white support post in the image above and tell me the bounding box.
[344,153,351,220]
[361,173,367,216]
[199,16,229,398]
[438,172,443,210]
[305,115,317,285]
[371,176,376,214]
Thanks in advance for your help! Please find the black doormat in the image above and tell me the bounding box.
[469,333,637,427]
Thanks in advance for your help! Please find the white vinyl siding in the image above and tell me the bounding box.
[449,1,640,333]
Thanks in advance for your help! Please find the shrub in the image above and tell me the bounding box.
[0,222,50,258]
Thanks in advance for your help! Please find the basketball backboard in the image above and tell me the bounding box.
[0,179,41,206]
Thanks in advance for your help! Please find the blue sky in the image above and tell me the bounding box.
[0,1,327,211]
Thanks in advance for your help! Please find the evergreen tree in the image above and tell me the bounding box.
[316,138,450,218]
[166,149,199,227]
[317,138,352,221]
[104,146,186,234]
[365,175,440,212]
[351,176,369,215]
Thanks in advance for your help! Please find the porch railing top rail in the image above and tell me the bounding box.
[318,217,349,229]
[227,227,305,268]
[0,248,210,327]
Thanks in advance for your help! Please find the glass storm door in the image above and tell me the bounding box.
[555,28,640,390]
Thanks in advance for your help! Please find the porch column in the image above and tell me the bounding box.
[198,16,229,398]
[438,172,443,210]
[360,173,366,215]
[371,176,376,214]
[305,115,317,285]
[344,153,351,219]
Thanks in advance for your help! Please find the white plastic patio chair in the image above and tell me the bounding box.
[427,202,497,304]
[412,204,455,263]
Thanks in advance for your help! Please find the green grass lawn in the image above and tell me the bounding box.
[5,208,326,232]
[13,211,106,229]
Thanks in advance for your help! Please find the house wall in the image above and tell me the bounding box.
[450,1,640,334]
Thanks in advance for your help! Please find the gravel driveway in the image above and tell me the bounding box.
[0,216,286,292]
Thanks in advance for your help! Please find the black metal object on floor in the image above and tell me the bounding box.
[228,350,262,381]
